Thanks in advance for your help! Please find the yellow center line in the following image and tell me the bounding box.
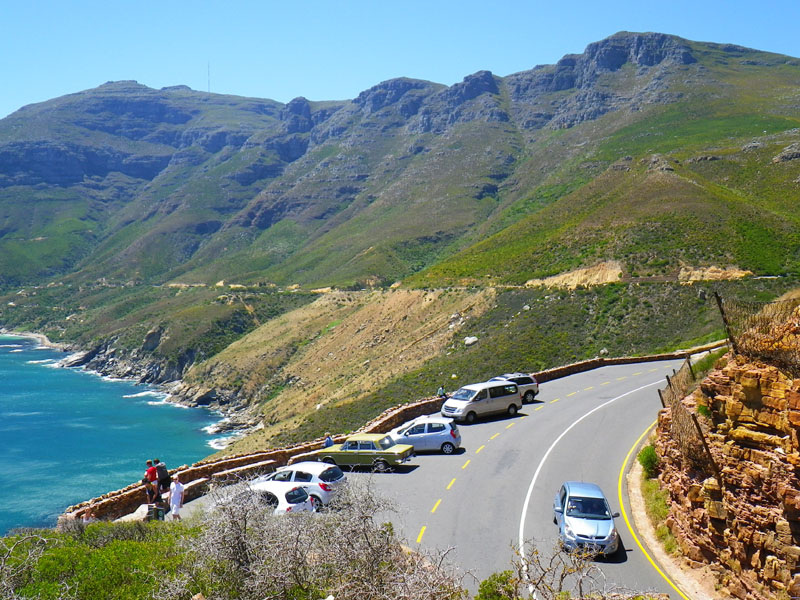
[416,526,426,543]
[601,381,611,386]
[431,499,442,513]
[476,444,486,454]
[535,405,544,411]
[462,459,471,469]
[447,478,456,490]
[617,376,627,381]
[584,386,594,391]
[490,433,500,440]
[520,415,526,420]
[618,422,690,600]
[505,422,515,429]
[632,371,642,376]
[648,368,658,372]
[550,398,559,404]
[567,391,577,397]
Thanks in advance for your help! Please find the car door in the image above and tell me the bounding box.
[427,422,446,450]
[339,440,360,465]
[553,484,567,528]
[358,440,376,466]
[404,423,428,451]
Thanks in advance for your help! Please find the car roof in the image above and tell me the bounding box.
[278,461,338,475]
[491,373,531,380]
[460,380,518,390]
[249,479,307,493]
[406,415,454,426]
[344,433,388,441]
[563,481,606,498]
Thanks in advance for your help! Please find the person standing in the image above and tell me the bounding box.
[168,473,184,521]
[323,432,334,447]
[144,460,157,484]
[154,458,171,495]
[437,385,446,398]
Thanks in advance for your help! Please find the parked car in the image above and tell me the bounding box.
[388,416,461,454]
[312,433,414,472]
[489,373,539,403]
[261,461,346,509]
[552,481,620,556]
[441,380,521,424]
[221,479,315,515]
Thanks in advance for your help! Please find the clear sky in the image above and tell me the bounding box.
[2,0,799,119]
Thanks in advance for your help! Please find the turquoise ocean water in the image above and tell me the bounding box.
[0,334,225,535]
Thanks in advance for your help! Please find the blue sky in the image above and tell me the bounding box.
[2,0,799,119]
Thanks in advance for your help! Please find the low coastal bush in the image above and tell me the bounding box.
[638,444,660,479]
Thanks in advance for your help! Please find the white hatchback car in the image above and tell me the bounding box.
[224,479,315,515]
[388,416,461,454]
[263,461,347,509]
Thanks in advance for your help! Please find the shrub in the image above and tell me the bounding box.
[638,444,660,479]
[697,403,712,419]
[476,570,519,600]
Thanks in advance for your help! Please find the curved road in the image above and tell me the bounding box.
[354,360,690,598]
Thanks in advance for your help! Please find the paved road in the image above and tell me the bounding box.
[348,360,691,598]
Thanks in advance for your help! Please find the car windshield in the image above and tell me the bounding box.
[377,436,396,450]
[450,388,476,401]
[565,496,611,519]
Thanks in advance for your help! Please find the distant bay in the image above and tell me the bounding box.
[0,333,224,535]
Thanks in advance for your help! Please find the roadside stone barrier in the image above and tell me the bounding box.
[59,340,726,525]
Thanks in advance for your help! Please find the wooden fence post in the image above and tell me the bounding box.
[691,413,723,489]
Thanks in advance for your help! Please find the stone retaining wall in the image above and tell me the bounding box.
[656,353,800,599]
[61,341,724,525]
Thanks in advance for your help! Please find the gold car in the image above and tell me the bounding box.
[313,433,414,472]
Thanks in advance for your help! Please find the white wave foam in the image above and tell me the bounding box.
[26,359,55,364]
[1,411,43,418]
[202,417,230,434]
[10,349,23,353]
[207,433,243,450]
[123,390,165,399]
[0,344,22,348]
[146,399,189,408]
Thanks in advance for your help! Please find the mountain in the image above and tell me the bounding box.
[2,32,798,291]
[1,32,799,444]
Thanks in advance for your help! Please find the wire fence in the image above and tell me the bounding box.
[715,292,800,377]
[659,358,723,485]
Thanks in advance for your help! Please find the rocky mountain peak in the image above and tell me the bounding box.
[583,31,696,71]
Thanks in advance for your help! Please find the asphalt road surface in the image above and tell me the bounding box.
[348,359,691,598]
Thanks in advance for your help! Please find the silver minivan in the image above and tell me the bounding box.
[441,381,521,424]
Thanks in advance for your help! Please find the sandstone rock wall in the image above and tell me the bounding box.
[656,354,800,599]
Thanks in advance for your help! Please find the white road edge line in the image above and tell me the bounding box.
[517,377,665,590]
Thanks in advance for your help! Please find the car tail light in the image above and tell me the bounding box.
[286,506,292,512]
[319,483,332,492]
[450,429,457,439]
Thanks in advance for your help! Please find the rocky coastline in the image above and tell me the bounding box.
[3,328,259,452]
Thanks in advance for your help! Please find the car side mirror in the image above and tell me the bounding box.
[612,512,620,518]
[554,506,563,514]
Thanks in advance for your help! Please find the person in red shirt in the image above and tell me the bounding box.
[144,459,157,484]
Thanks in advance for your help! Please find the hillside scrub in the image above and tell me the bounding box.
[1,481,467,600]
[228,277,795,452]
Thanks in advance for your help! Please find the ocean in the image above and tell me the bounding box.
[0,333,226,535]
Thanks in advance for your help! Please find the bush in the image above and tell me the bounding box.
[476,570,519,600]
[638,444,660,479]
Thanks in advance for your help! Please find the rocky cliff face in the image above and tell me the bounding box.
[657,355,800,599]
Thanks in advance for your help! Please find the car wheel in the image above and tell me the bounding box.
[322,457,336,465]
[465,412,477,425]
[507,404,518,417]
[441,442,455,454]
[524,391,535,403]
[373,459,390,473]
[310,495,323,512]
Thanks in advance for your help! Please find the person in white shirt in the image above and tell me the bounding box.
[168,473,185,521]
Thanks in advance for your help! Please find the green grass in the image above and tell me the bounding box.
[641,478,678,555]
